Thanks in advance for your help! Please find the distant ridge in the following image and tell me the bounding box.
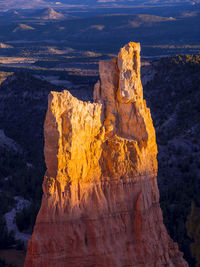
[34,7,66,20]
[0,0,199,10]
[0,43,13,48]
[13,24,35,33]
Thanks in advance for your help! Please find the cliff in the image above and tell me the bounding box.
[24,42,188,267]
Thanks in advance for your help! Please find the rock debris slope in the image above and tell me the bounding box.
[25,42,188,267]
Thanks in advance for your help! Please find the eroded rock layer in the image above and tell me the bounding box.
[25,42,188,267]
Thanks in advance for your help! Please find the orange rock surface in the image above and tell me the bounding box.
[25,42,188,267]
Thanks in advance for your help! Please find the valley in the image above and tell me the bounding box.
[0,2,200,267]
[0,4,199,88]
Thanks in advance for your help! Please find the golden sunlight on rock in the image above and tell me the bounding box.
[24,42,188,267]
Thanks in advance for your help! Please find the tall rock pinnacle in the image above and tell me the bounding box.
[25,42,188,267]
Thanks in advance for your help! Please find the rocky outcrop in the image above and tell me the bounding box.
[25,42,188,267]
[37,8,65,20]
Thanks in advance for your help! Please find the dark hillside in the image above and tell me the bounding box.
[143,53,200,266]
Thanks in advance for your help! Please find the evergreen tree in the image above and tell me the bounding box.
[186,202,200,267]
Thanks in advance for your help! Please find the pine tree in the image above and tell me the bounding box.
[186,202,200,267]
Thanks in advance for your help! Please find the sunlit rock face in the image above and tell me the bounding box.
[25,42,188,267]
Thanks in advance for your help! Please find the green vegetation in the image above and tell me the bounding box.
[186,202,200,267]
[171,52,200,66]
[143,52,200,266]
[0,73,60,249]
[0,148,43,249]
[0,216,15,249]
[15,203,40,233]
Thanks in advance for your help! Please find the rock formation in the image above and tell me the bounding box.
[37,8,65,20]
[25,42,188,267]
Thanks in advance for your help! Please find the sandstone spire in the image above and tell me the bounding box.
[25,42,188,267]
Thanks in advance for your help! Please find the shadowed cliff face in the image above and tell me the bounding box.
[24,42,188,267]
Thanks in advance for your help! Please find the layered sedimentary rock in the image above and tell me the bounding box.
[25,42,188,267]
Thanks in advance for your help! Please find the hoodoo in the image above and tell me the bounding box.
[25,42,188,267]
